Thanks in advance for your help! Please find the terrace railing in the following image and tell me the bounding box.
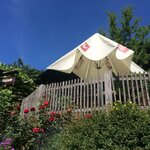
[20,72,150,117]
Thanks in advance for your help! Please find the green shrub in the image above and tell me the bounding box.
[48,102,150,150]
[3,101,150,149]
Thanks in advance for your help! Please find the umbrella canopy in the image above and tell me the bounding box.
[45,33,144,82]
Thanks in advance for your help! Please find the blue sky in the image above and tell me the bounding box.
[0,0,149,70]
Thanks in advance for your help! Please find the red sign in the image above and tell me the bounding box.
[80,42,90,52]
[117,44,129,53]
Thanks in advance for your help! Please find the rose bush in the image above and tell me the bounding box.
[3,100,73,150]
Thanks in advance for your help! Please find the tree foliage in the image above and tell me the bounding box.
[0,59,41,102]
[0,58,42,134]
[100,7,150,70]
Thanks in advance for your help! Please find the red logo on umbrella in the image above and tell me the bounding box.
[80,42,90,52]
[117,44,129,53]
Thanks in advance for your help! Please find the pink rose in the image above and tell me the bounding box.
[44,101,49,106]
[24,109,29,113]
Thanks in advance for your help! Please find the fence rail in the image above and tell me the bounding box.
[20,72,150,117]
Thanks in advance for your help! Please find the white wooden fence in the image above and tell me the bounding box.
[20,72,150,117]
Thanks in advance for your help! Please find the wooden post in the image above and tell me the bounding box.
[104,70,113,105]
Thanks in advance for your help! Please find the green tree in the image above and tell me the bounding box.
[0,58,43,102]
[13,58,43,83]
[0,60,42,135]
[17,58,24,67]
[100,6,150,70]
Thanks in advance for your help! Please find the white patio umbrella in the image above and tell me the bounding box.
[46,33,144,81]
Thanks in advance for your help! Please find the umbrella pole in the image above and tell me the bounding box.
[104,70,113,106]
[84,60,91,79]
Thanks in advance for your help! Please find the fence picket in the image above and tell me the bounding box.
[126,74,131,101]
[52,83,57,111]
[97,80,100,108]
[73,79,76,117]
[63,81,68,111]
[134,73,140,105]
[68,80,71,107]
[80,79,83,117]
[58,82,62,112]
[121,74,126,103]
[111,77,116,102]
[54,83,59,112]
[101,81,104,107]
[50,83,54,111]
[60,81,64,111]
[131,73,136,103]
[70,80,73,107]
[139,73,146,106]
[143,72,150,106]
[90,79,93,113]
[93,78,96,110]
[83,80,86,115]
[118,88,122,102]
[87,80,90,113]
